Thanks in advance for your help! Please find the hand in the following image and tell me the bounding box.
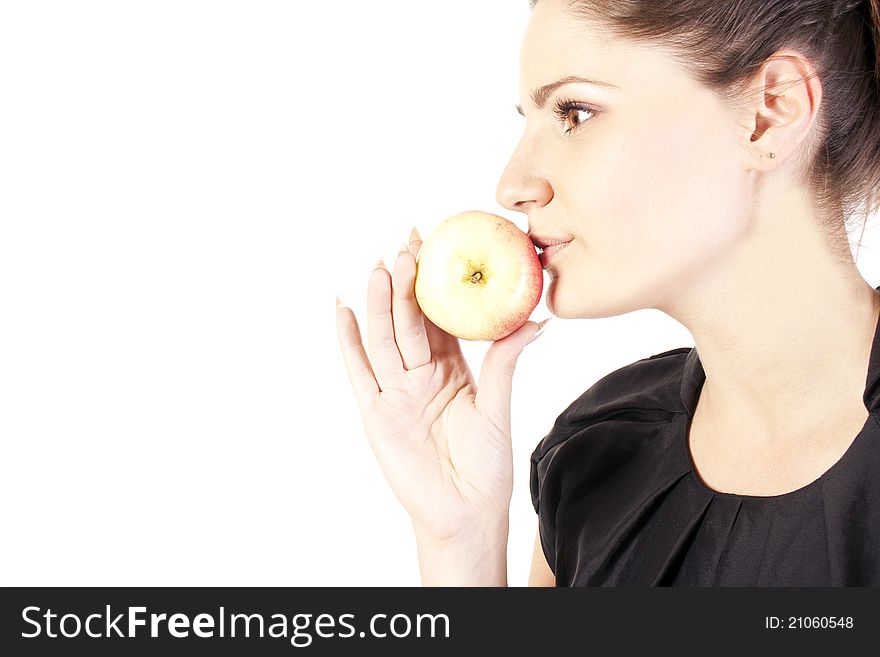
[335,228,547,545]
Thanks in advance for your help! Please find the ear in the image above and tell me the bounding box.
[740,49,823,172]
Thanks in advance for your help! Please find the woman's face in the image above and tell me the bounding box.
[497,0,755,318]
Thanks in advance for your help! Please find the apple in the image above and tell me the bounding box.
[414,210,544,341]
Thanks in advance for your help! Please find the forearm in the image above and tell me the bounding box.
[414,519,509,586]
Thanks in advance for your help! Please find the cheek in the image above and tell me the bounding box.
[583,112,745,267]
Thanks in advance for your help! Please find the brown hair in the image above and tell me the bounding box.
[529,0,880,258]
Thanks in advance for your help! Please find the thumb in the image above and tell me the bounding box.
[474,318,551,430]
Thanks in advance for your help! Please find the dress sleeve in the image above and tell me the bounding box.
[529,376,617,579]
[529,429,568,578]
[527,347,691,580]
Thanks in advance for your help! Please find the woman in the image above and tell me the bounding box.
[336,0,880,586]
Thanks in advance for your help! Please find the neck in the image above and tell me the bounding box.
[661,190,880,440]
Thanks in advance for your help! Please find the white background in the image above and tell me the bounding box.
[1,1,878,586]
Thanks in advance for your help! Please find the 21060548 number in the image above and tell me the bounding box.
[765,616,854,629]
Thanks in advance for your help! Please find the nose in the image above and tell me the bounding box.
[495,138,553,213]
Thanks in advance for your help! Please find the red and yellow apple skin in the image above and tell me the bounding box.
[414,210,544,342]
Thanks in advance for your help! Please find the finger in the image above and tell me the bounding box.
[335,297,380,410]
[367,260,405,386]
[391,248,431,370]
[475,319,550,431]
[407,226,422,258]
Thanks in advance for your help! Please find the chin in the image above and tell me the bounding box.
[545,281,578,319]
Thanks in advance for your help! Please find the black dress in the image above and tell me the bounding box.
[529,293,880,586]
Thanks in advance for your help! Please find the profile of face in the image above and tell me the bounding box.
[496,0,758,319]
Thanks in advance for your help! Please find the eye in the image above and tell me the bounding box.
[553,97,597,136]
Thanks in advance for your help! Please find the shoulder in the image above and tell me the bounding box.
[534,345,692,460]
[529,346,692,513]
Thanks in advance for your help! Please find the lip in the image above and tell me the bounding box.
[529,232,574,269]
[538,242,572,268]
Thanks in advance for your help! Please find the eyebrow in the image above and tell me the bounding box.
[514,75,617,116]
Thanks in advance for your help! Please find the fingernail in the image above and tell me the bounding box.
[374,258,386,271]
[409,226,421,243]
[531,317,552,341]
[336,295,343,310]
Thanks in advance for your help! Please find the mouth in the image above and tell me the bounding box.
[528,233,574,269]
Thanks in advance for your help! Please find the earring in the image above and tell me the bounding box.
[768,152,776,159]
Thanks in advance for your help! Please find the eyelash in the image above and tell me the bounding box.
[552,97,598,136]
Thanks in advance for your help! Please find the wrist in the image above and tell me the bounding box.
[413,517,509,586]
